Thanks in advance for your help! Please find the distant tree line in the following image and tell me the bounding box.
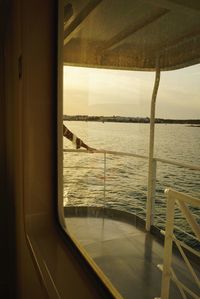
[63,115,200,124]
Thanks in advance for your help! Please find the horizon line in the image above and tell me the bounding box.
[63,114,200,121]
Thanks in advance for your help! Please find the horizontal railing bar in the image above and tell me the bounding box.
[63,149,200,171]
[156,157,200,171]
[63,166,102,169]
[64,166,147,178]
[173,190,200,200]
[63,149,148,160]
[155,197,200,219]
[165,189,200,208]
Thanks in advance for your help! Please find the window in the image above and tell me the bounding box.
[61,2,200,299]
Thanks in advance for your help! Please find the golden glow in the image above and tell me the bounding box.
[63,65,200,119]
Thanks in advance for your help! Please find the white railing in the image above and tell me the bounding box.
[63,148,200,217]
[157,188,200,299]
[64,149,200,297]
[63,149,200,240]
[63,148,148,160]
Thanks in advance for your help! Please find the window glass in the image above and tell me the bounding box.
[61,2,200,298]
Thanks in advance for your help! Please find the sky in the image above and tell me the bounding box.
[63,64,200,119]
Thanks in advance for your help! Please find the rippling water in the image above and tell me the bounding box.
[63,121,200,248]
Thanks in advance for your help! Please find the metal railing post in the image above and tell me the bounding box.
[103,152,106,206]
[161,189,175,299]
[159,189,200,299]
[146,67,161,231]
[148,158,157,225]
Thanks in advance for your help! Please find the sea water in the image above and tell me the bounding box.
[63,121,200,247]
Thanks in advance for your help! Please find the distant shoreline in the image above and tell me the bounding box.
[63,115,200,125]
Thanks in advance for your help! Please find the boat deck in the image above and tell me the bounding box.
[64,208,200,299]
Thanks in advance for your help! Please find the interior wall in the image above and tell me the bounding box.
[2,0,52,298]
[0,13,15,299]
[1,0,115,298]
[22,0,57,223]
[20,2,114,297]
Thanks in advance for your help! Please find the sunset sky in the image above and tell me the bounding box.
[63,64,200,119]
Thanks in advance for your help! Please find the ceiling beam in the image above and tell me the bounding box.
[101,8,169,52]
[64,0,102,46]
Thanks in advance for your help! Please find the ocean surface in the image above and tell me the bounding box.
[63,121,200,247]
